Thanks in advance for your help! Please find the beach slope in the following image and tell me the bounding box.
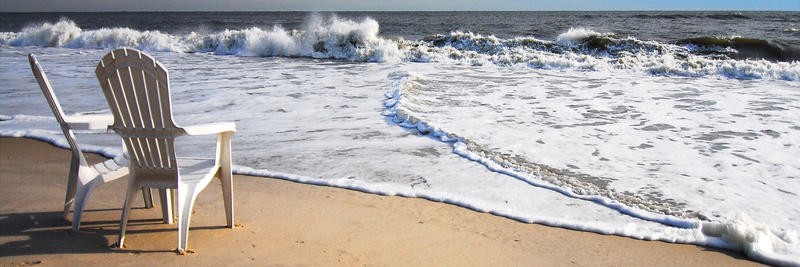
[0,137,761,266]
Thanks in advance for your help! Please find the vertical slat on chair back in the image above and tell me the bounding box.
[28,54,85,162]
[95,48,180,172]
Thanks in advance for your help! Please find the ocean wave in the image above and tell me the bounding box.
[2,18,798,80]
[194,15,402,61]
[634,13,695,20]
[403,29,799,80]
[705,12,752,20]
[4,19,186,52]
[1,15,402,62]
[633,12,752,20]
[678,36,800,62]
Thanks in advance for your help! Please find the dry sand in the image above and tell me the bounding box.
[0,137,762,266]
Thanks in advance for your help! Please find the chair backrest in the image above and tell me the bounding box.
[95,48,183,174]
[28,53,87,165]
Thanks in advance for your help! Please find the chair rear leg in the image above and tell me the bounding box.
[219,171,234,228]
[159,189,174,224]
[142,188,154,208]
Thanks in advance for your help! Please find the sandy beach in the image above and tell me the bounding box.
[0,137,762,266]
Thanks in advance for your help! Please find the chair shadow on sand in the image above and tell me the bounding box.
[0,207,230,258]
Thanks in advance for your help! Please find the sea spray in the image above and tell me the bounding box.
[6,19,185,52]
[3,15,402,62]
[196,14,402,61]
[7,19,83,47]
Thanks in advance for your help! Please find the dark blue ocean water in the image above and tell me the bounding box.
[2,11,799,47]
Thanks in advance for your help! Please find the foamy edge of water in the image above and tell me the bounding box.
[377,71,800,266]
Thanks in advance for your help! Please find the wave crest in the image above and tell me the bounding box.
[678,36,800,62]
[556,27,606,44]
[2,15,402,62]
[8,19,82,47]
[403,28,799,81]
[197,15,402,61]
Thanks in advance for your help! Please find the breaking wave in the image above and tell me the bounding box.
[677,36,800,62]
[1,16,402,62]
[404,29,799,80]
[1,17,798,80]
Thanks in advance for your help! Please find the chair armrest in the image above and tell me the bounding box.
[180,123,236,169]
[182,122,237,136]
[64,114,114,130]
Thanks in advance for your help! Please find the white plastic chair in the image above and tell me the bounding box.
[28,53,157,232]
[95,48,235,253]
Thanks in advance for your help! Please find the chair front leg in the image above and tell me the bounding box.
[216,132,234,228]
[117,179,140,248]
[63,153,80,220]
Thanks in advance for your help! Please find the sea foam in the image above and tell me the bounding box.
[381,70,800,266]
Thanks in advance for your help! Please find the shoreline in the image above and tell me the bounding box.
[0,137,762,265]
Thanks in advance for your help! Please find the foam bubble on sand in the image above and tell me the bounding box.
[702,214,800,266]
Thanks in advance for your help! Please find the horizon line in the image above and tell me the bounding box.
[2,9,798,13]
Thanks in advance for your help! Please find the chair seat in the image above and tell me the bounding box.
[177,158,219,185]
[93,154,130,182]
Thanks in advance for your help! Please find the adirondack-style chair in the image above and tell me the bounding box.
[95,48,235,253]
[28,53,157,232]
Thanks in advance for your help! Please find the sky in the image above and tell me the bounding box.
[1,0,798,12]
